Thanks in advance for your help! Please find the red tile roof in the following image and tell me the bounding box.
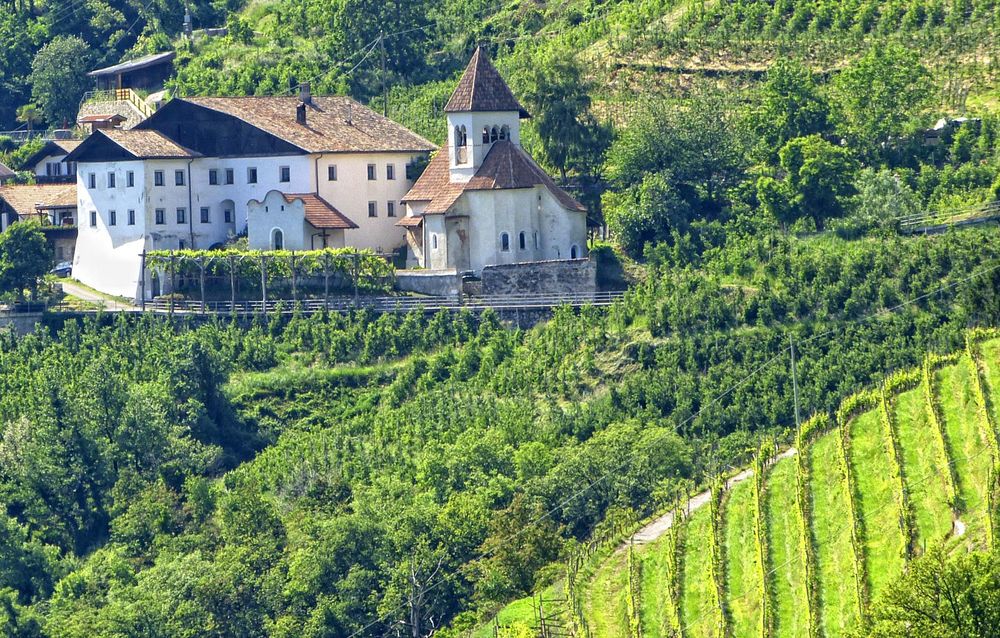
[281,193,358,229]
[97,129,200,159]
[395,215,424,227]
[182,96,437,154]
[0,183,77,216]
[402,141,585,214]
[77,114,127,123]
[445,48,530,118]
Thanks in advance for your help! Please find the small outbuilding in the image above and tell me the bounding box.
[247,190,358,251]
[88,51,176,92]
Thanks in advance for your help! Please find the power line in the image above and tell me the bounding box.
[345,254,1000,636]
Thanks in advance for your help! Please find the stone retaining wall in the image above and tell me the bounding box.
[480,258,596,295]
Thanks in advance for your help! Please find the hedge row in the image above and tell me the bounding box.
[795,415,828,638]
[752,443,775,638]
[672,510,688,638]
[923,354,961,514]
[835,405,870,622]
[708,480,729,637]
[626,542,642,638]
[879,386,916,559]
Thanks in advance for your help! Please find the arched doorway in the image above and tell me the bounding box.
[271,228,284,250]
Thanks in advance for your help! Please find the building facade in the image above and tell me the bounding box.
[66,90,434,300]
[399,48,588,274]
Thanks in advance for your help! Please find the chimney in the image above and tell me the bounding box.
[296,103,307,126]
[298,82,311,105]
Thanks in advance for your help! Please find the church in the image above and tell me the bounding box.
[399,48,589,273]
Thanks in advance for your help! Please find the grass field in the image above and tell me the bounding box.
[722,479,763,638]
[765,456,810,638]
[582,550,630,638]
[680,506,722,638]
[507,338,1000,638]
[937,360,992,544]
[638,531,680,638]
[809,431,861,638]
[893,387,954,547]
[847,409,906,599]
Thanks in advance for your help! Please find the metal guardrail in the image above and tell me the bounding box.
[141,291,626,315]
[898,201,1000,231]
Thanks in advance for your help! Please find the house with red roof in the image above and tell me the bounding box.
[399,48,588,272]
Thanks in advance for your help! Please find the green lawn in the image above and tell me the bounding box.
[680,506,722,638]
[937,360,992,545]
[583,549,630,638]
[723,479,764,638]
[473,596,535,638]
[809,431,861,638]
[847,409,906,599]
[765,456,809,638]
[893,387,953,548]
[638,530,681,638]
[977,338,1000,441]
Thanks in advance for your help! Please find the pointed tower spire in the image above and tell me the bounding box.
[445,47,530,119]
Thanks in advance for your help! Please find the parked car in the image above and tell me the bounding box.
[51,261,72,277]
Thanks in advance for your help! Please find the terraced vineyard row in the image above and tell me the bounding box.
[580,333,1000,638]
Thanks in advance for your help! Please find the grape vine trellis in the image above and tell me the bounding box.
[141,248,396,311]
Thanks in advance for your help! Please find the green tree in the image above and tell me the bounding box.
[29,36,93,128]
[0,221,51,300]
[867,547,1000,638]
[830,44,930,162]
[14,104,41,135]
[521,53,610,180]
[754,57,830,161]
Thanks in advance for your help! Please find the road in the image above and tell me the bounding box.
[628,447,799,546]
[61,280,135,311]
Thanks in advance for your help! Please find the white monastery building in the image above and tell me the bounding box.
[66,87,435,299]
[398,47,588,272]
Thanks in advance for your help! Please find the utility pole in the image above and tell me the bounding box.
[790,334,801,429]
[380,30,387,117]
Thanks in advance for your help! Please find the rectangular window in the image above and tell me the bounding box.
[127,209,135,225]
[328,165,337,181]
[367,164,376,180]
[387,201,395,217]
[176,207,186,224]
[368,201,377,217]
[200,207,210,223]
[175,170,185,186]
[279,166,290,182]
[88,173,96,189]
[67,162,76,176]
[247,167,258,184]
[155,208,165,225]
[209,169,219,185]
[154,171,164,186]
[386,164,395,180]
[225,168,234,185]
[179,240,186,250]
[224,208,233,223]
[107,172,115,188]
[108,210,116,226]
[126,171,134,188]
[89,211,97,227]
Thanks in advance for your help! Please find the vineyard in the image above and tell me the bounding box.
[492,329,1000,638]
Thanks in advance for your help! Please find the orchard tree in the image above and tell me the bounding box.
[830,44,930,163]
[29,36,93,128]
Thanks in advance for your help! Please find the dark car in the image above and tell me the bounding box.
[51,261,72,277]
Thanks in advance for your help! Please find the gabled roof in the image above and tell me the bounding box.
[88,51,176,78]
[402,141,585,214]
[0,162,15,182]
[445,47,530,119]
[280,193,358,230]
[20,140,82,169]
[0,183,77,217]
[175,96,437,154]
[66,129,199,162]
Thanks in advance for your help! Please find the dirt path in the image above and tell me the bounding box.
[629,447,799,546]
[61,280,135,311]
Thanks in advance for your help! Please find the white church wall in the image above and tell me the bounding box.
[247,190,309,250]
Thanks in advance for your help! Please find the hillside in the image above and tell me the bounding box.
[515,330,1000,638]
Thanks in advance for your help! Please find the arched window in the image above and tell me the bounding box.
[500,125,510,140]
[271,228,284,250]
[533,231,538,249]
[455,125,467,147]
[500,232,510,252]
[518,231,526,250]
[571,244,580,259]
[490,126,499,143]
[483,127,490,144]
[431,234,438,250]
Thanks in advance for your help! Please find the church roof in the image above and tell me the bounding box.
[402,141,585,214]
[445,48,530,119]
[281,193,358,229]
